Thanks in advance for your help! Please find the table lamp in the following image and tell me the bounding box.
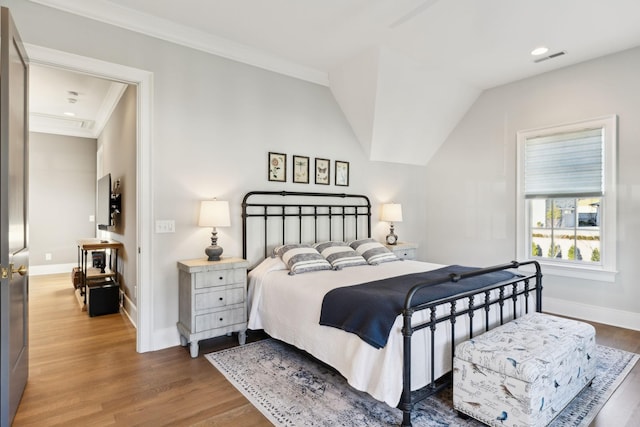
[381,203,403,245]
[198,199,231,261]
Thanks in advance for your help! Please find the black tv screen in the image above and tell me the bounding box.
[96,173,111,230]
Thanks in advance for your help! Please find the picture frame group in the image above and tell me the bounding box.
[268,152,349,186]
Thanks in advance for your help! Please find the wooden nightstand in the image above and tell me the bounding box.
[177,257,249,358]
[384,242,418,260]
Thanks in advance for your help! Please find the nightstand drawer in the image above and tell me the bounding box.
[384,242,418,261]
[194,268,246,289]
[178,257,249,357]
[394,248,416,260]
[194,286,244,311]
[195,307,245,332]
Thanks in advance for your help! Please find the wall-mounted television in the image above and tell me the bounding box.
[96,173,121,230]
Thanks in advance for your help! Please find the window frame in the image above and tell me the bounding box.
[516,115,617,282]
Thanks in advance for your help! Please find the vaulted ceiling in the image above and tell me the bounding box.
[28,0,640,164]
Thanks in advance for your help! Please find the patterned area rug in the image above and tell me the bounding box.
[206,339,638,426]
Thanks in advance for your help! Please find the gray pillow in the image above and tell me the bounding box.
[274,244,332,275]
[349,238,399,265]
[313,241,367,270]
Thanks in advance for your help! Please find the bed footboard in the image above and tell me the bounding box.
[398,260,542,427]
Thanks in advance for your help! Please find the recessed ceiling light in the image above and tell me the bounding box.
[63,112,75,117]
[531,46,549,56]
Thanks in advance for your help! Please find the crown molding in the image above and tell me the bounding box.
[27,0,329,86]
[93,81,128,137]
[29,112,97,139]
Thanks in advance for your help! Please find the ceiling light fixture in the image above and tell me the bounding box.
[531,46,549,56]
[63,112,76,117]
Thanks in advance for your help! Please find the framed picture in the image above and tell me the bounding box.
[268,152,286,182]
[335,160,349,186]
[315,158,330,185]
[293,155,309,184]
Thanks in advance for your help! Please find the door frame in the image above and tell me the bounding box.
[25,44,154,352]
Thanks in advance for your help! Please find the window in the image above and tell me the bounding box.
[516,116,617,281]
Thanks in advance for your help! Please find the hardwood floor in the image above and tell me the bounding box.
[588,321,640,427]
[12,274,640,426]
[13,273,270,426]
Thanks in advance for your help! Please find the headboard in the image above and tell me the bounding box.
[242,191,371,266]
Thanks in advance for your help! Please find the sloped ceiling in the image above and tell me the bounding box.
[28,0,640,164]
[330,47,481,165]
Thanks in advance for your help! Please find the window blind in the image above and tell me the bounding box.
[524,128,604,198]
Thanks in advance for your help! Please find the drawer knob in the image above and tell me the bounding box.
[219,297,224,301]
[219,276,223,280]
[219,318,223,321]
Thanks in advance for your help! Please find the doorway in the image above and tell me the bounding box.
[27,43,153,353]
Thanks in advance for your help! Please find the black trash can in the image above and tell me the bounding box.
[87,279,120,317]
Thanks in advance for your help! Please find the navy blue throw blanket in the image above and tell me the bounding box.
[319,265,518,349]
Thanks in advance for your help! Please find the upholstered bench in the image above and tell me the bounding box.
[453,312,596,427]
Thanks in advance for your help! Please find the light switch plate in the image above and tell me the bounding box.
[155,219,175,233]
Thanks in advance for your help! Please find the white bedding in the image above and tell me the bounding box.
[247,258,525,406]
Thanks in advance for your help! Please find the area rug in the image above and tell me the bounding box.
[206,339,638,426]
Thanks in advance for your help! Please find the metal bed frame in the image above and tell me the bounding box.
[241,190,543,426]
[399,260,542,426]
[242,190,371,261]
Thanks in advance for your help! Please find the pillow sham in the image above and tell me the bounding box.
[313,241,367,270]
[349,238,399,265]
[274,244,332,275]
[252,255,287,274]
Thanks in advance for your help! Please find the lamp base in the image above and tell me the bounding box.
[385,223,398,245]
[385,232,398,245]
[205,245,223,261]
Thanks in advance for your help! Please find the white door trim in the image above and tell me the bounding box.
[25,43,154,352]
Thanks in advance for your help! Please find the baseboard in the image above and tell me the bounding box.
[121,291,137,328]
[153,326,182,352]
[29,263,76,276]
[543,296,640,331]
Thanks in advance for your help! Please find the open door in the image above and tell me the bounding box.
[0,6,29,425]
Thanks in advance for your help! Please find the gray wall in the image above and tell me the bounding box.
[12,1,639,350]
[10,0,428,349]
[28,132,96,269]
[425,46,640,326]
[98,85,137,304]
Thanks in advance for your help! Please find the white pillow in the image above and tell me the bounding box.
[274,244,332,275]
[349,238,399,265]
[251,256,287,275]
[313,241,367,270]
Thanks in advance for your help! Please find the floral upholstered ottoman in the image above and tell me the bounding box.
[453,312,596,427]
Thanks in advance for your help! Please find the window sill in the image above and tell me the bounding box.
[519,260,617,283]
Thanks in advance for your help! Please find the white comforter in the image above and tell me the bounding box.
[247,258,457,406]
[247,258,528,406]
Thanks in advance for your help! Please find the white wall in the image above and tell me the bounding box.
[425,47,640,329]
[15,0,638,351]
[98,85,137,305]
[28,132,96,274]
[9,1,428,350]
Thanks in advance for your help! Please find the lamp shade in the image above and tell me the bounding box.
[381,203,403,222]
[198,200,231,227]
